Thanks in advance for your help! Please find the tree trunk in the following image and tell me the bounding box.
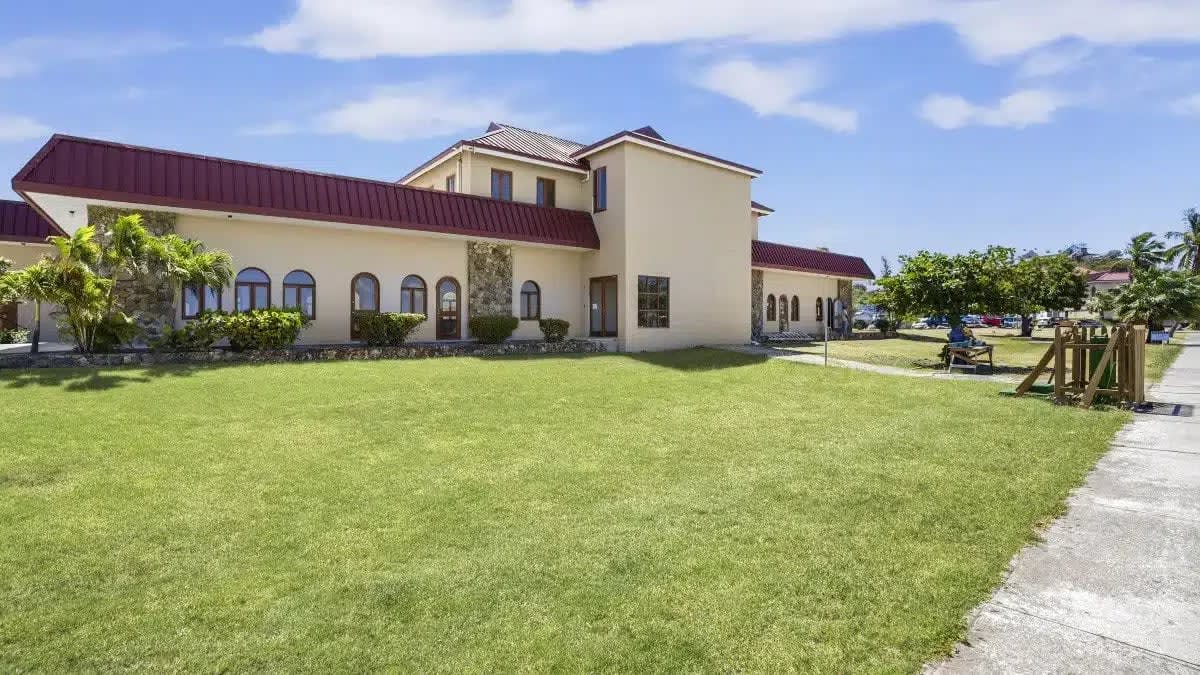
[1020,315,1034,338]
[30,301,40,354]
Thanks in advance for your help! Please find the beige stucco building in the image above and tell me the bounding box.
[6,123,872,351]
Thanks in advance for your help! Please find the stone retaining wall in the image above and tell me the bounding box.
[0,340,605,370]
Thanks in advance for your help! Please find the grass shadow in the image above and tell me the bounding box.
[0,361,256,391]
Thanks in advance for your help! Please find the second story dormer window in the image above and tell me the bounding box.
[592,166,607,212]
[491,169,513,201]
[445,175,456,192]
[536,177,555,208]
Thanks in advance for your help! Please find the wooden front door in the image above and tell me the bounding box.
[436,277,461,340]
[589,276,617,337]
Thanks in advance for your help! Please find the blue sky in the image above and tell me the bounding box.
[4,1,1200,274]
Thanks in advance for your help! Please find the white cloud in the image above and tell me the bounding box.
[247,0,1200,62]
[1017,43,1094,79]
[694,58,857,132]
[246,80,539,142]
[0,114,51,142]
[0,34,182,79]
[918,89,1071,129]
[1170,93,1200,116]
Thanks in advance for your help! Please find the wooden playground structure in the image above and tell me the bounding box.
[1015,322,1147,408]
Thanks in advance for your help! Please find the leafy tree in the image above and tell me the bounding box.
[5,260,62,354]
[851,282,871,308]
[1167,208,1200,274]
[1125,231,1167,277]
[1107,269,1200,335]
[1010,254,1087,337]
[877,246,1015,328]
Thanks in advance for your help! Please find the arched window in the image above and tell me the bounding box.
[235,268,270,312]
[350,273,380,339]
[282,270,316,319]
[766,294,776,321]
[815,297,824,322]
[436,276,461,340]
[400,275,427,316]
[779,295,788,325]
[791,295,800,321]
[520,280,540,320]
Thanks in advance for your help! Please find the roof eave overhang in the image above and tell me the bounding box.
[573,132,762,178]
[753,262,874,281]
[465,144,588,175]
[751,207,773,216]
[15,182,601,251]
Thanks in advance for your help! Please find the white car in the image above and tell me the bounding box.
[912,318,931,329]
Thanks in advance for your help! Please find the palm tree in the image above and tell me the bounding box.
[1110,268,1200,336]
[1167,208,1200,274]
[13,261,62,354]
[1125,232,1167,278]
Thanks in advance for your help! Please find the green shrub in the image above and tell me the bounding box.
[149,311,225,352]
[224,309,308,352]
[469,315,519,344]
[538,318,570,343]
[92,313,139,352]
[355,312,426,346]
[873,318,895,334]
[853,319,868,330]
[0,326,31,344]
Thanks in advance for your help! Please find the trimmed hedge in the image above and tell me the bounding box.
[224,309,309,352]
[355,312,426,346]
[0,326,31,344]
[469,315,519,344]
[538,318,569,343]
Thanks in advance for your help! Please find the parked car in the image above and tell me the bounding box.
[912,317,932,329]
[1035,316,1059,328]
[963,315,985,327]
[981,316,1004,327]
[1002,316,1021,329]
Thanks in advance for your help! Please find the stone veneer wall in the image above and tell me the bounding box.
[837,279,854,337]
[466,241,513,317]
[751,270,763,339]
[86,205,179,341]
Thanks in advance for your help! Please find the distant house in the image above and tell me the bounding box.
[0,200,62,340]
[1086,270,1131,298]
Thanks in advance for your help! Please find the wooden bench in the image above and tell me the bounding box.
[945,343,994,373]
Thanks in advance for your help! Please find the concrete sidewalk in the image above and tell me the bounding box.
[930,334,1200,673]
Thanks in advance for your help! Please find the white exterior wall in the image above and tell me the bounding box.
[579,145,627,341]
[511,246,585,339]
[174,214,470,344]
[621,144,753,350]
[464,152,589,211]
[759,268,841,336]
[0,242,59,341]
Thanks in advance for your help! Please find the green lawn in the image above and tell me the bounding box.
[791,329,1183,381]
[1,350,1128,671]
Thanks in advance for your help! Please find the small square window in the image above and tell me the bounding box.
[536,177,556,208]
[491,169,513,201]
[445,175,456,192]
[637,275,669,328]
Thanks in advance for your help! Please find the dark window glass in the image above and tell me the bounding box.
[401,275,427,316]
[350,273,380,340]
[593,166,607,212]
[234,268,270,312]
[491,169,513,201]
[520,280,540,320]
[536,178,556,207]
[282,270,316,319]
[816,297,824,322]
[791,296,800,321]
[637,275,669,328]
[767,294,776,321]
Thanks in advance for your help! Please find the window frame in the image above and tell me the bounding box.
[815,297,824,322]
[519,280,541,320]
[282,269,317,320]
[791,295,800,321]
[234,267,271,313]
[445,174,456,193]
[350,272,381,340]
[181,283,222,320]
[636,275,670,328]
[490,169,514,201]
[766,294,776,321]
[536,177,556,208]
[592,166,607,212]
[400,274,428,317]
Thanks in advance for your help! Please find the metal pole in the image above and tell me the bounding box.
[824,322,829,366]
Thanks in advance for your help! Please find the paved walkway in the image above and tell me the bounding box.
[930,333,1200,673]
[716,343,1019,383]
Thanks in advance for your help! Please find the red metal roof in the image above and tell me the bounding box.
[13,135,600,250]
[1087,270,1131,283]
[0,198,63,244]
[752,240,874,279]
